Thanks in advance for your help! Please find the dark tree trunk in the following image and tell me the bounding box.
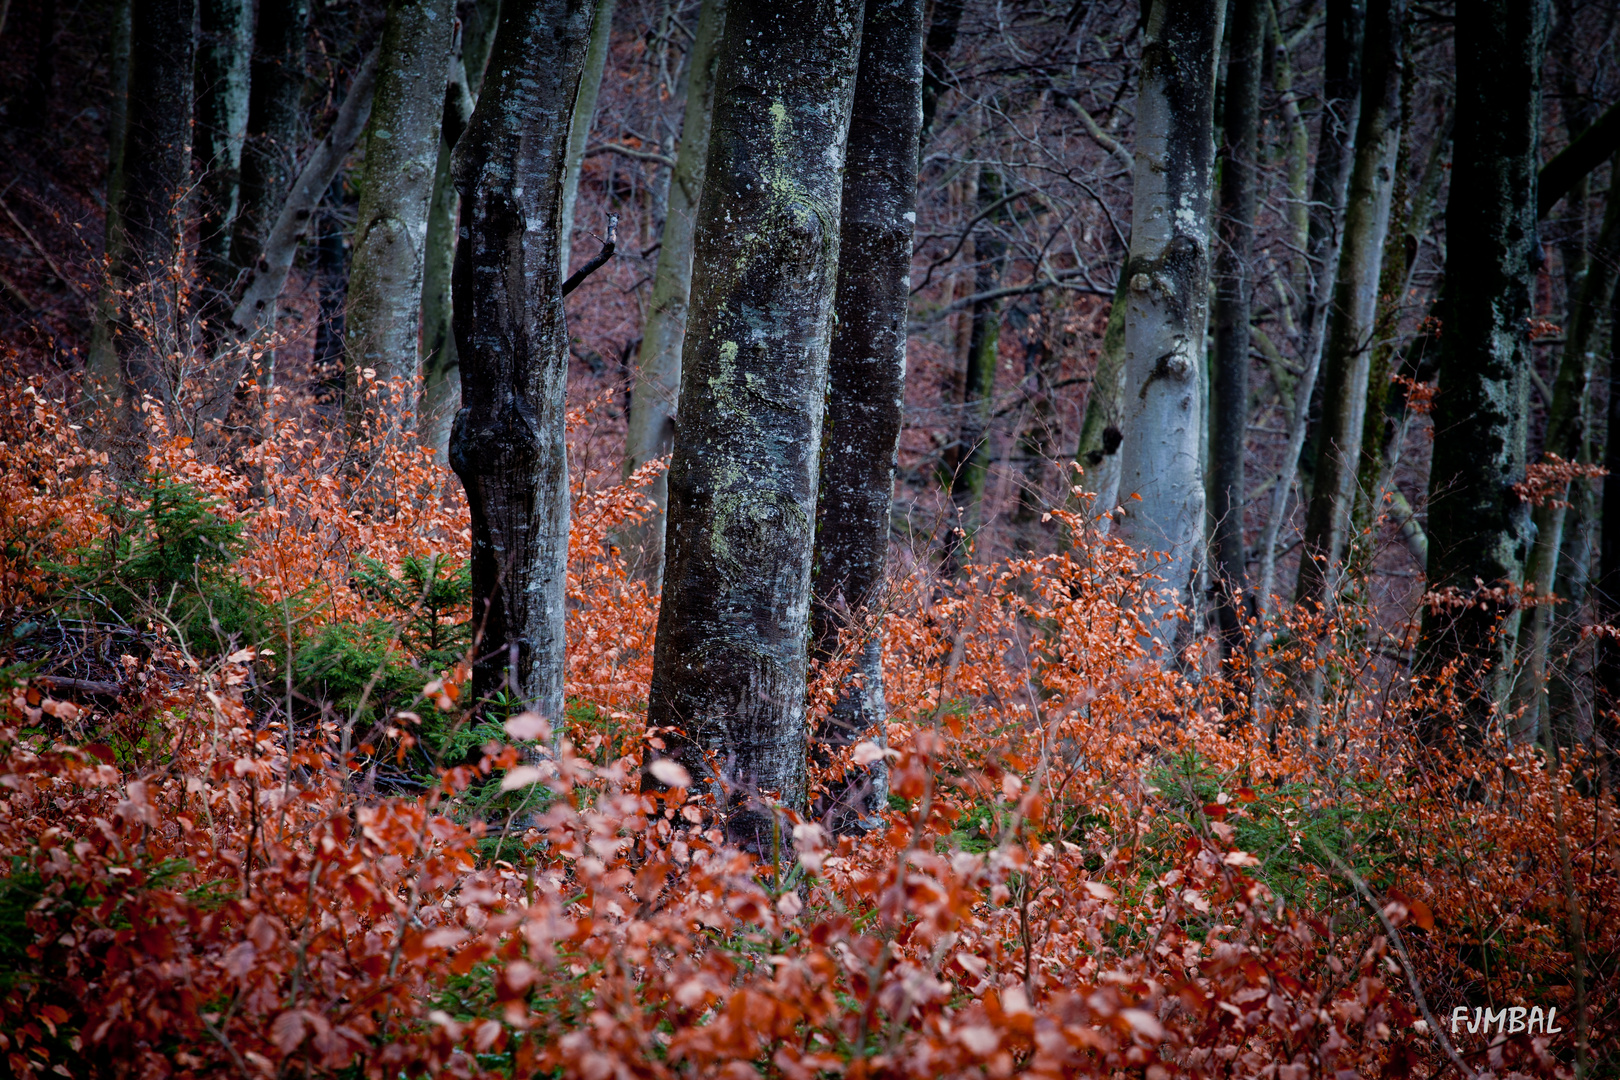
[231,0,309,278]
[1416,0,1547,743]
[810,0,923,835]
[85,0,196,468]
[194,0,253,308]
[1596,252,1620,769]
[449,0,594,724]
[1294,0,1404,607]
[919,0,962,150]
[313,176,353,407]
[1209,0,1263,701]
[644,0,863,853]
[943,167,1008,576]
[344,0,455,447]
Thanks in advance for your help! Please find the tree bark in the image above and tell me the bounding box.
[1112,0,1224,655]
[1071,268,1129,523]
[85,0,196,469]
[450,0,594,722]
[1416,0,1547,743]
[1594,262,1620,765]
[312,177,352,406]
[1210,0,1263,692]
[1294,0,1403,608]
[810,0,923,834]
[420,0,503,458]
[557,0,616,279]
[919,0,963,150]
[943,167,1009,576]
[644,0,862,853]
[231,0,308,278]
[621,0,726,582]
[344,0,455,448]
[194,0,253,307]
[1511,171,1620,742]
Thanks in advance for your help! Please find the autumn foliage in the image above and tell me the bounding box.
[0,375,1613,1079]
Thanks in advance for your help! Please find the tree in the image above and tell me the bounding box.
[231,0,308,278]
[449,0,594,721]
[556,0,616,280]
[84,0,197,471]
[810,0,924,833]
[1111,0,1223,655]
[643,0,863,852]
[194,0,253,309]
[620,0,726,582]
[344,0,455,448]
[1209,0,1263,693]
[1294,0,1404,608]
[1416,0,1547,742]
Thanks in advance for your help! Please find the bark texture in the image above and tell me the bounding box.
[644,0,862,852]
[1416,0,1546,742]
[1210,0,1263,687]
[86,0,196,466]
[345,0,455,446]
[1294,0,1403,607]
[194,0,253,306]
[557,0,616,278]
[450,0,594,721]
[1071,269,1129,522]
[621,0,726,581]
[918,0,962,149]
[1596,247,1620,766]
[810,0,923,834]
[1112,0,1223,652]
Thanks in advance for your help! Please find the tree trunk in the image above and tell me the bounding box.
[644,0,862,853]
[1071,269,1129,523]
[85,0,196,470]
[312,177,352,407]
[1294,0,1403,608]
[809,0,923,835]
[344,0,455,448]
[919,0,963,150]
[557,0,616,279]
[1597,258,1620,769]
[231,0,308,277]
[943,168,1009,575]
[450,0,594,722]
[1416,0,1547,743]
[1511,171,1620,742]
[194,0,253,307]
[1112,0,1224,655]
[621,0,726,582]
[1210,0,1263,693]
[420,0,503,458]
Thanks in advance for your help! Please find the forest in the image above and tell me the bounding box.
[0,0,1615,1075]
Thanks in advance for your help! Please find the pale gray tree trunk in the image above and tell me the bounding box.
[449,0,594,721]
[194,0,253,308]
[85,0,196,472]
[1294,0,1404,608]
[1210,0,1263,690]
[1112,0,1224,655]
[620,0,726,581]
[556,0,616,279]
[644,0,862,853]
[344,0,455,447]
[810,0,923,834]
[1416,0,1547,743]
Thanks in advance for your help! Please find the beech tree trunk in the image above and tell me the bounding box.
[450,0,594,721]
[1416,0,1546,743]
[344,0,455,447]
[1595,254,1620,766]
[810,0,923,834]
[1112,0,1223,654]
[194,0,253,307]
[943,168,1009,575]
[557,0,616,279]
[919,0,962,149]
[644,0,862,852]
[1210,0,1263,688]
[621,0,726,581]
[1294,0,1404,608]
[231,0,308,277]
[1071,269,1128,522]
[85,0,196,469]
